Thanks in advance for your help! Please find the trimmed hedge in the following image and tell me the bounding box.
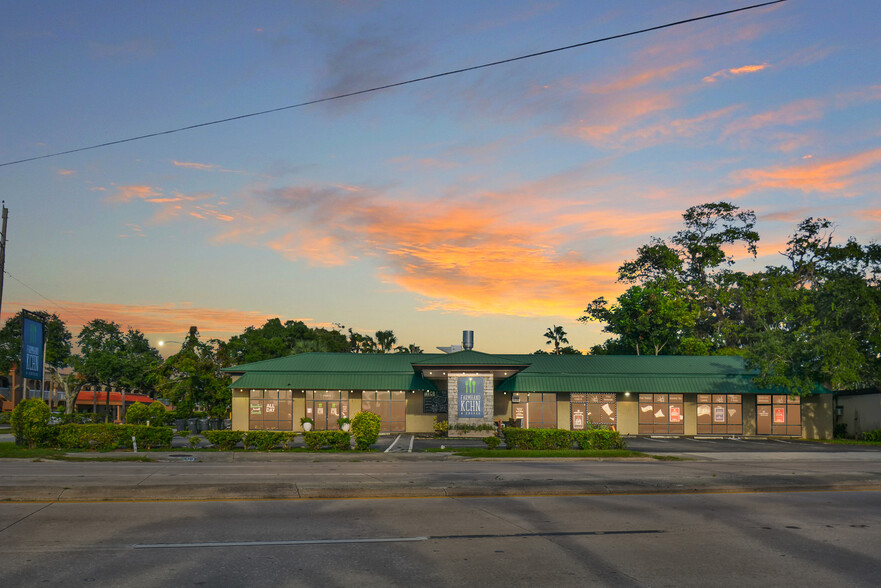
[53,424,173,451]
[203,430,245,450]
[571,428,625,450]
[242,431,287,451]
[502,427,625,450]
[303,430,351,450]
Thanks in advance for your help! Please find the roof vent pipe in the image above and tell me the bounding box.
[462,330,474,350]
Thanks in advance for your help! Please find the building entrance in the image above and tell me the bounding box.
[306,391,349,430]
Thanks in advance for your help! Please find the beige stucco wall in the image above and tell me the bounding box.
[231,390,249,431]
[802,394,833,440]
[683,396,696,436]
[618,394,638,434]
[557,396,570,430]
[837,393,881,436]
[406,391,435,433]
[494,392,512,421]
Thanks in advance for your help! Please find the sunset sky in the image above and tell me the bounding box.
[2,0,879,354]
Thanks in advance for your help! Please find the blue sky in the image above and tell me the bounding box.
[1,0,879,353]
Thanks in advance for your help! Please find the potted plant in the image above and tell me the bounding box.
[337,416,351,432]
[300,416,314,432]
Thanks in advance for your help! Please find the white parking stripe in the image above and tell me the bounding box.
[384,434,402,453]
[407,435,415,453]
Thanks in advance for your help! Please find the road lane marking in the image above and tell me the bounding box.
[134,529,663,549]
[408,435,415,453]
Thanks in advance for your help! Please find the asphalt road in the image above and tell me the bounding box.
[2,491,879,586]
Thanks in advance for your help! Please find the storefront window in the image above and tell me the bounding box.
[697,394,742,435]
[638,394,684,434]
[570,393,616,430]
[756,394,801,436]
[249,390,293,431]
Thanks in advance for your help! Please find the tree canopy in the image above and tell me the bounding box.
[581,202,880,395]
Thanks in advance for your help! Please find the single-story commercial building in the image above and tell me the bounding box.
[224,349,834,439]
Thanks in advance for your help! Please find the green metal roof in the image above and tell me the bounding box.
[224,352,828,395]
[231,371,436,392]
[496,375,761,394]
[412,350,529,367]
[224,352,424,374]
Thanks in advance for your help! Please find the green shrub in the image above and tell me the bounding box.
[303,430,351,450]
[53,423,172,451]
[11,399,51,449]
[131,425,173,450]
[861,429,881,442]
[571,428,626,450]
[433,417,449,437]
[203,430,245,450]
[502,428,572,450]
[125,403,149,424]
[351,411,381,450]
[147,401,169,425]
[482,435,500,450]
[242,431,286,451]
[0,411,12,425]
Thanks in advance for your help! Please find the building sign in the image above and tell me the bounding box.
[513,405,525,421]
[21,315,44,380]
[457,377,484,418]
[250,403,262,415]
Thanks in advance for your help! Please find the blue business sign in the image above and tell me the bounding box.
[457,377,484,418]
[21,315,44,380]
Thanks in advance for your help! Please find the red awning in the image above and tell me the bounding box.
[76,391,155,406]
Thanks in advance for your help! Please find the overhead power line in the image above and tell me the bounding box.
[0,0,786,168]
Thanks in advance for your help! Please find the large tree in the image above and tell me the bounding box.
[74,320,162,420]
[218,318,349,366]
[159,326,230,417]
[728,219,881,394]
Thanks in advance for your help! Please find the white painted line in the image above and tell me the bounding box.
[407,435,415,453]
[135,536,429,549]
[647,437,669,442]
[771,439,793,444]
[384,434,402,453]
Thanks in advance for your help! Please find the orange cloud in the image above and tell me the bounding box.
[732,147,881,196]
[108,185,163,203]
[703,63,770,83]
[1,300,279,336]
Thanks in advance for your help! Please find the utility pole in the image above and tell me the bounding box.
[0,203,7,324]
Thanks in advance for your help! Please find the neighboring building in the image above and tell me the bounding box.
[224,350,834,439]
[835,387,881,437]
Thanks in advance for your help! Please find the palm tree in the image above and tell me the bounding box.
[375,330,397,353]
[544,325,569,355]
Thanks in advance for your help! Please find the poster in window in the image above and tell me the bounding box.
[573,409,585,430]
[670,406,681,423]
[774,407,786,423]
[714,406,725,423]
[250,403,262,415]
